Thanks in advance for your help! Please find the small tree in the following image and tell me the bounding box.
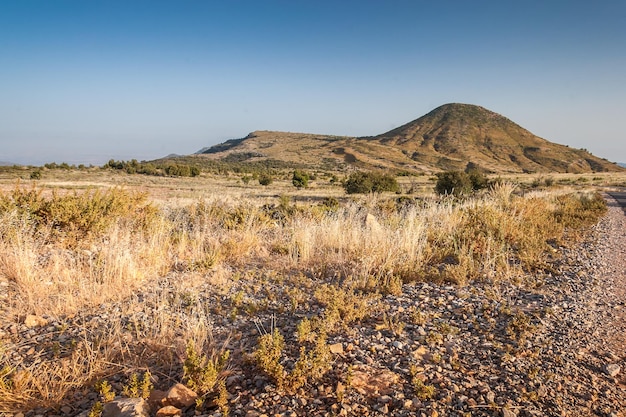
[434,171,473,196]
[292,170,310,189]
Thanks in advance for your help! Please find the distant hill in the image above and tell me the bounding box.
[618,162,626,168]
[191,103,624,174]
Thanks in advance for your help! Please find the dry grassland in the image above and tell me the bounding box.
[0,168,623,412]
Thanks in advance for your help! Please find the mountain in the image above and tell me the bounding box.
[193,103,624,174]
[618,163,626,168]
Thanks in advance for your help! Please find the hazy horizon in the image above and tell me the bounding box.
[2,1,625,166]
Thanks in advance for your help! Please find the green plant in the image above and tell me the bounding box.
[122,371,152,399]
[314,284,370,331]
[258,173,273,186]
[215,379,229,415]
[434,171,473,196]
[287,332,332,393]
[183,342,230,395]
[292,170,310,188]
[254,329,285,387]
[87,401,103,417]
[410,364,436,400]
[343,171,399,194]
[95,380,115,402]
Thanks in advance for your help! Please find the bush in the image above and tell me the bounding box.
[259,173,273,186]
[434,171,473,196]
[292,170,310,189]
[0,186,156,246]
[467,170,489,190]
[343,171,400,194]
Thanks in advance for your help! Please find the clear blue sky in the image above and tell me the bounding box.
[1,0,625,165]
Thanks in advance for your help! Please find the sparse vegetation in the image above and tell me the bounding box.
[292,169,310,188]
[0,169,616,412]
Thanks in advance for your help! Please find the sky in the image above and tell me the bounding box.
[1,1,625,166]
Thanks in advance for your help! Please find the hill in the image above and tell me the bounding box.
[191,103,623,174]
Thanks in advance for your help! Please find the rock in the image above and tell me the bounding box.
[102,398,150,417]
[365,213,381,231]
[604,364,621,377]
[148,389,167,409]
[60,406,72,414]
[329,342,344,354]
[350,365,400,396]
[164,383,198,408]
[155,406,182,417]
[392,341,403,350]
[412,346,427,359]
[24,315,48,328]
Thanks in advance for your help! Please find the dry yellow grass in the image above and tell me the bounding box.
[0,169,618,411]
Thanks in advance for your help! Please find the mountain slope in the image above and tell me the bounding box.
[194,104,623,174]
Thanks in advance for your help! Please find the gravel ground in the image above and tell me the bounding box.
[1,194,625,417]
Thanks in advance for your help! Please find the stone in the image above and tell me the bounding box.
[412,346,427,359]
[102,398,150,417]
[486,391,496,403]
[329,342,344,354]
[350,365,400,396]
[155,406,182,417]
[148,389,167,409]
[164,383,198,408]
[392,341,403,350]
[365,213,381,231]
[60,406,72,414]
[24,315,48,328]
[604,364,621,377]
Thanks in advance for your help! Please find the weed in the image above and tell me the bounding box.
[215,379,229,415]
[87,401,103,417]
[254,329,285,387]
[409,364,436,400]
[121,371,152,399]
[183,341,230,395]
[286,333,332,392]
[95,380,115,402]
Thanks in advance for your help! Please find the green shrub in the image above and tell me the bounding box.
[183,341,230,395]
[434,171,473,196]
[467,170,489,190]
[343,171,399,194]
[292,170,310,188]
[259,173,273,186]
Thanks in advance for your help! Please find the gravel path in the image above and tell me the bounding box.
[2,194,625,417]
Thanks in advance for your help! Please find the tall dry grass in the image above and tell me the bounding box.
[0,182,608,410]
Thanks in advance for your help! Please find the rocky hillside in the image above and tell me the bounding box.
[194,104,623,174]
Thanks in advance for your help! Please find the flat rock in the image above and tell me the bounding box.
[604,363,621,377]
[102,398,150,417]
[164,383,197,408]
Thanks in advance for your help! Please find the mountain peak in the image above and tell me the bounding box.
[192,104,624,174]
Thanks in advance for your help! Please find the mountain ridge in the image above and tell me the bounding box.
[193,104,623,174]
